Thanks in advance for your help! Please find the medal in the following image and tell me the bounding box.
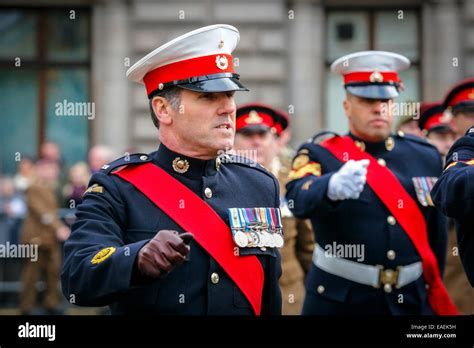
[273,233,284,248]
[228,208,248,247]
[248,231,259,247]
[270,207,285,248]
[234,231,248,247]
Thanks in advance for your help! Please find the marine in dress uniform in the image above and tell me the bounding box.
[286,51,457,315]
[234,104,315,315]
[432,78,474,289]
[61,25,282,315]
[419,101,474,314]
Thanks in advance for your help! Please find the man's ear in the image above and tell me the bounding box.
[152,96,173,126]
[343,94,351,120]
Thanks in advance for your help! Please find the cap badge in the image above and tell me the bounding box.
[369,70,384,83]
[172,157,190,173]
[468,88,474,99]
[246,110,263,124]
[440,112,452,124]
[215,55,229,70]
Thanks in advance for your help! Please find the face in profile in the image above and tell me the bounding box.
[154,89,237,158]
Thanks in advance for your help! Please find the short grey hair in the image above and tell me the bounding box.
[148,87,182,129]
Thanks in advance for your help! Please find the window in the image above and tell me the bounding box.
[0,8,91,174]
[324,8,421,134]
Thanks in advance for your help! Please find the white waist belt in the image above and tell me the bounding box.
[313,244,423,289]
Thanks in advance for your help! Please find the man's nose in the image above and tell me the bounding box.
[374,100,389,116]
[218,94,236,116]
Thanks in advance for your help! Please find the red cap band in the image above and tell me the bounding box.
[447,88,474,108]
[343,71,400,85]
[236,111,275,132]
[143,54,234,95]
[424,114,447,131]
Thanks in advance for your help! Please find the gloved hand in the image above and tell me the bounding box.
[327,159,369,201]
[137,230,192,279]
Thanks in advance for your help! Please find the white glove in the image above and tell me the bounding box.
[327,159,369,201]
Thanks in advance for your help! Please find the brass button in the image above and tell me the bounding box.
[387,215,396,225]
[387,250,396,260]
[384,284,393,293]
[397,130,405,137]
[377,158,386,167]
[210,272,219,284]
[317,285,325,294]
[355,140,366,152]
[140,155,148,161]
[385,137,395,151]
[204,187,213,199]
[425,284,430,290]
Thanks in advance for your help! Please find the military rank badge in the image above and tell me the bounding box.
[83,183,104,196]
[228,208,284,249]
[412,177,437,207]
[91,247,116,265]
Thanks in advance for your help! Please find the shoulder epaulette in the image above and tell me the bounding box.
[395,131,437,149]
[223,154,275,179]
[100,153,152,174]
[310,131,339,145]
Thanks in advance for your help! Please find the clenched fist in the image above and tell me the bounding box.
[327,159,369,201]
[137,230,192,279]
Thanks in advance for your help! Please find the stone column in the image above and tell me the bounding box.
[288,0,324,146]
[92,0,130,156]
[422,0,462,100]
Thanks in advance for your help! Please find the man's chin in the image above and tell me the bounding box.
[363,128,391,142]
[212,140,234,153]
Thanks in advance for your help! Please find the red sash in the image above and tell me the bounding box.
[114,162,264,315]
[320,136,458,315]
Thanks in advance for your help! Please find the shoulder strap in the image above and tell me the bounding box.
[113,162,264,315]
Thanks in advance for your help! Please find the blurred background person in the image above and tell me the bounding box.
[88,145,114,174]
[0,177,26,245]
[13,155,35,194]
[19,159,70,315]
[234,103,315,315]
[444,78,474,138]
[39,142,63,168]
[418,102,456,160]
[62,162,90,208]
[395,115,424,138]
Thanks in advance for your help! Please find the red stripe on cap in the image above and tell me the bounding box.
[448,88,474,108]
[144,54,234,95]
[424,114,448,131]
[236,111,274,132]
[344,71,400,84]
